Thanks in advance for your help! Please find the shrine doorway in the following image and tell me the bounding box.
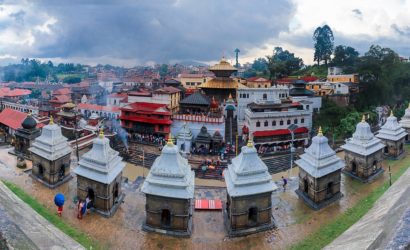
[161,209,171,227]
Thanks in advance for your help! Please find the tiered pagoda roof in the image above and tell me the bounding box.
[74,129,125,184]
[224,140,277,197]
[199,58,238,89]
[29,117,72,160]
[142,137,195,199]
[376,111,407,142]
[399,103,410,129]
[341,116,385,156]
[296,128,344,178]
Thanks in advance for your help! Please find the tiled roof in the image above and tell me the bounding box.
[0,88,31,97]
[49,95,71,103]
[121,102,171,115]
[77,103,121,112]
[247,77,270,82]
[179,91,210,106]
[53,88,71,95]
[154,86,181,94]
[0,108,42,130]
[199,78,237,89]
[178,73,206,78]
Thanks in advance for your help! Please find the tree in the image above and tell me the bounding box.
[332,45,359,67]
[266,47,303,79]
[159,64,169,79]
[313,25,334,66]
[251,58,268,73]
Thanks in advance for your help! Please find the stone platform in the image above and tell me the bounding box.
[342,168,384,183]
[0,181,84,250]
[325,167,410,249]
[295,190,343,210]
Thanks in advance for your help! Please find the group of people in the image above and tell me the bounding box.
[256,144,293,155]
[130,133,166,146]
[55,196,92,219]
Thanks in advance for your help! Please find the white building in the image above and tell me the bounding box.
[236,86,290,131]
[1,100,39,115]
[243,100,312,147]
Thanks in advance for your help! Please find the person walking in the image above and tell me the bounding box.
[282,176,288,191]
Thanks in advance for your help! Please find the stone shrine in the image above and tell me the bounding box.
[224,139,277,237]
[14,113,41,159]
[29,117,73,188]
[74,128,125,217]
[176,123,193,155]
[376,111,407,159]
[399,103,410,143]
[142,137,195,237]
[341,116,385,182]
[295,127,344,210]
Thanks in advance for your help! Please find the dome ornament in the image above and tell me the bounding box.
[49,116,54,125]
[318,126,323,136]
[167,134,174,146]
[99,127,104,139]
[361,114,366,123]
[390,110,394,117]
[247,137,254,148]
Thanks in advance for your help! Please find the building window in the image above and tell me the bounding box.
[287,119,291,125]
[256,121,260,127]
[272,120,276,126]
[280,120,283,125]
[247,94,249,98]
[263,93,267,100]
[306,105,310,110]
[159,125,164,131]
[264,120,268,127]
[301,118,305,123]
[294,119,298,124]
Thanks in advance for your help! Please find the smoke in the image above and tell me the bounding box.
[111,118,128,150]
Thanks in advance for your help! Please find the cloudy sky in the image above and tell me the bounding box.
[1,0,410,67]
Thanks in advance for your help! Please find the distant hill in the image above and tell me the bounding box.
[177,60,208,67]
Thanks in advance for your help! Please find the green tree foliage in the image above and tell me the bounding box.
[29,89,42,99]
[1,58,85,82]
[313,25,334,66]
[63,76,82,84]
[266,47,303,79]
[251,58,268,73]
[331,45,359,72]
[159,64,169,79]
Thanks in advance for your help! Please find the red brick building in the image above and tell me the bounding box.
[120,102,172,136]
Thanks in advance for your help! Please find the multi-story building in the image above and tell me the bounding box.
[120,102,172,137]
[127,87,181,113]
[106,93,128,107]
[177,73,212,89]
[327,66,359,84]
[245,77,272,88]
[243,100,312,147]
[236,86,290,135]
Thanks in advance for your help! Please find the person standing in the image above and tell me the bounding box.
[282,176,288,190]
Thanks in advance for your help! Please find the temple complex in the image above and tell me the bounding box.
[224,139,277,236]
[56,103,81,140]
[199,58,238,102]
[295,127,344,210]
[141,137,195,237]
[194,126,212,152]
[176,123,193,155]
[29,117,72,188]
[376,111,407,159]
[74,129,125,217]
[341,116,385,182]
[179,91,210,114]
[399,103,410,143]
[14,113,41,159]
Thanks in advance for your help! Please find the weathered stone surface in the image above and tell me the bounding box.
[0,181,84,250]
[325,167,410,250]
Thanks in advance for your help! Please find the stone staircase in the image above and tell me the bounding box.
[261,153,298,174]
[224,116,238,145]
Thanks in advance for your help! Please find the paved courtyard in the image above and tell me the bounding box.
[0,144,409,249]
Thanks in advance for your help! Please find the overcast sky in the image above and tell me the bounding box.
[1,0,410,67]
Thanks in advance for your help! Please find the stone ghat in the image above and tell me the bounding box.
[324,167,410,249]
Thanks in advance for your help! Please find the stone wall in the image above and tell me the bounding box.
[344,150,383,179]
[298,168,341,203]
[145,194,191,232]
[77,173,122,213]
[227,192,272,230]
[381,138,405,158]
[31,153,71,185]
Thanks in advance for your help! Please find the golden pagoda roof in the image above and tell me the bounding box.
[61,102,76,108]
[209,57,237,71]
[198,78,238,89]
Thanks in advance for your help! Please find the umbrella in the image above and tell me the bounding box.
[54,193,65,207]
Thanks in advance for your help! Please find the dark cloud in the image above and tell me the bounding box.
[352,8,362,20]
[391,24,410,36]
[5,0,295,65]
